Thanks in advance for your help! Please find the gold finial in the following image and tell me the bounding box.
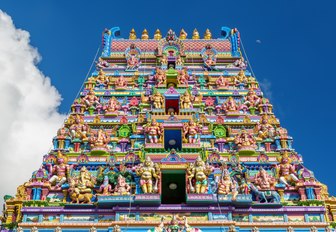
[179,29,187,40]
[204,28,212,40]
[154,29,162,40]
[192,28,200,40]
[141,29,149,40]
[129,28,136,40]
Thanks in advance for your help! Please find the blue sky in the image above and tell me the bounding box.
[1,0,335,195]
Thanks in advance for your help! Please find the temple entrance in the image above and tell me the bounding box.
[161,171,186,204]
[164,129,182,151]
[165,99,179,114]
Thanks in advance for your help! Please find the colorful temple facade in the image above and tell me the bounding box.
[2,27,336,232]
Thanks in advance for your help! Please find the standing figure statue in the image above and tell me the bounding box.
[144,120,163,144]
[180,91,194,109]
[275,152,298,187]
[154,68,166,86]
[183,119,201,143]
[151,92,165,109]
[187,157,213,194]
[48,151,72,188]
[177,69,189,85]
[135,157,160,194]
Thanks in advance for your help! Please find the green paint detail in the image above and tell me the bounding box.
[118,125,131,138]
[214,125,227,138]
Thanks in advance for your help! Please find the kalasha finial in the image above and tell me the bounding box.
[154,29,162,40]
[179,29,187,40]
[141,29,149,40]
[192,28,200,40]
[204,28,212,40]
[129,28,136,40]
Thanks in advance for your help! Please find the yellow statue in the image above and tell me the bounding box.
[179,29,187,40]
[192,28,200,40]
[141,29,149,40]
[151,91,164,109]
[180,91,194,109]
[217,170,238,200]
[129,28,136,40]
[135,156,160,193]
[187,157,213,194]
[69,166,95,203]
[204,29,212,40]
[154,29,162,40]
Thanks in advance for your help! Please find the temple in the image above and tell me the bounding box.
[1,27,336,232]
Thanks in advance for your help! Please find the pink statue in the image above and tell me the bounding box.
[177,69,189,85]
[222,97,238,112]
[48,151,72,188]
[115,76,128,89]
[183,119,201,143]
[114,175,131,195]
[96,57,109,70]
[105,97,120,113]
[234,130,257,150]
[83,89,101,109]
[98,175,113,195]
[126,54,140,70]
[154,68,166,86]
[89,127,110,149]
[275,152,299,187]
[216,75,229,88]
[144,120,163,144]
[244,89,261,108]
[254,167,276,190]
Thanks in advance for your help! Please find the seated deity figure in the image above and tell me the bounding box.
[186,157,213,194]
[154,68,166,86]
[98,175,113,196]
[89,127,110,149]
[183,119,201,144]
[254,167,276,190]
[105,97,120,113]
[48,151,71,188]
[222,96,239,113]
[126,54,140,70]
[180,91,194,109]
[96,57,109,70]
[135,157,160,194]
[150,92,164,109]
[160,55,168,66]
[234,130,257,150]
[255,115,275,140]
[176,55,183,66]
[144,120,163,144]
[83,89,101,109]
[217,171,238,200]
[115,75,128,89]
[216,75,229,88]
[69,115,90,143]
[236,70,248,85]
[96,70,109,88]
[234,57,247,69]
[275,152,299,187]
[177,69,189,85]
[68,166,95,203]
[114,175,131,195]
[244,89,261,108]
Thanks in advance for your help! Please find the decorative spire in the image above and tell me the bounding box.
[192,28,200,40]
[154,29,162,40]
[179,29,187,40]
[129,28,136,40]
[204,28,212,39]
[141,29,149,40]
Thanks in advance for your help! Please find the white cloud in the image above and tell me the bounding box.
[0,10,65,206]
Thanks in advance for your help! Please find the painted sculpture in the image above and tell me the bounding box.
[187,157,213,194]
[135,156,160,194]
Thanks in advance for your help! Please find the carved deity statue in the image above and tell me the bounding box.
[218,170,238,200]
[135,156,160,194]
[151,91,165,109]
[114,175,131,195]
[69,115,90,142]
[234,130,257,150]
[222,96,238,112]
[105,97,120,113]
[254,167,276,190]
[69,166,95,203]
[255,115,275,140]
[89,127,110,149]
[154,68,166,86]
[216,75,229,88]
[183,119,201,143]
[275,152,298,187]
[177,69,189,85]
[187,157,213,194]
[115,75,128,89]
[160,55,168,66]
[98,175,113,195]
[244,89,261,108]
[83,89,101,109]
[144,120,163,144]
[96,70,109,87]
[180,91,194,109]
[48,151,71,188]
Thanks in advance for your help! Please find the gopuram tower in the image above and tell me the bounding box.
[2,27,336,232]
